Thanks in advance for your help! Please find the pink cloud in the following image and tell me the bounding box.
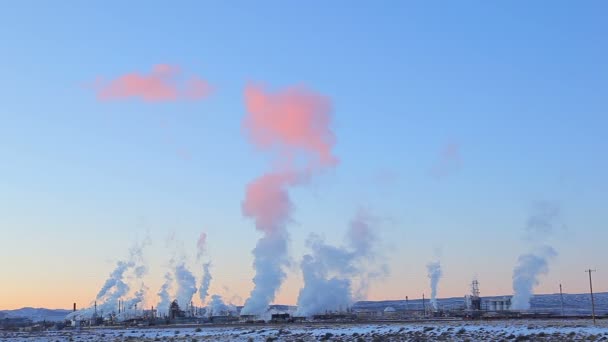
[244,84,338,168]
[430,142,461,179]
[242,84,339,234]
[94,64,212,102]
[184,76,213,100]
[242,172,300,234]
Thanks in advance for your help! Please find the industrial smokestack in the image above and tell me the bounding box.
[73,303,76,312]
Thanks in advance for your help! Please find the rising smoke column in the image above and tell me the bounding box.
[296,210,385,316]
[196,232,212,305]
[511,246,557,310]
[123,283,148,311]
[296,237,354,316]
[66,238,149,321]
[157,271,173,316]
[196,232,207,260]
[207,294,236,316]
[175,262,197,308]
[511,202,562,310]
[240,84,338,315]
[95,260,131,310]
[157,234,198,311]
[426,261,442,310]
[199,262,212,305]
[95,238,149,314]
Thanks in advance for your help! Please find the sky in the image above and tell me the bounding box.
[0,1,607,310]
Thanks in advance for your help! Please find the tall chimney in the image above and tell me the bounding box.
[73,303,76,312]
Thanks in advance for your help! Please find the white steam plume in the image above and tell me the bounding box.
[175,262,197,308]
[196,232,212,305]
[95,260,131,310]
[196,232,207,261]
[95,238,149,313]
[122,283,148,312]
[426,261,442,310]
[199,262,212,305]
[157,271,173,316]
[240,85,338,315]
[511,202,562,310]
[207,294,236,317]
[67,237,149,320]
[511,246,557,310]
[241,230,289,315]
[158,233,198,310]
[296,210,386,316]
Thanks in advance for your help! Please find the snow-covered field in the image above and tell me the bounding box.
[2,320,608,341]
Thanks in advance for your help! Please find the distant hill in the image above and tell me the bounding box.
[2,292,606,322]
[354,292,608,315]
[0,307,71,322]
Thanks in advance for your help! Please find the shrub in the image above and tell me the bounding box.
[323,332,334,340]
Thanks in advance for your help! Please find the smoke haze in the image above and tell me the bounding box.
[296,210,385,316]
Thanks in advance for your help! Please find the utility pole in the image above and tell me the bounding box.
[422,293,426,317]
[585,269,597,325]
[559,284,564,317]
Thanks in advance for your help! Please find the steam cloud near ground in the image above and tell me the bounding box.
[511,202,562,310]
[296,209,387,316]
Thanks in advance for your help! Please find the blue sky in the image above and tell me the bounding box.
[0,1,606,309]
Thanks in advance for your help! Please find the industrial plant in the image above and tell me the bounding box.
[55,279,604,331]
